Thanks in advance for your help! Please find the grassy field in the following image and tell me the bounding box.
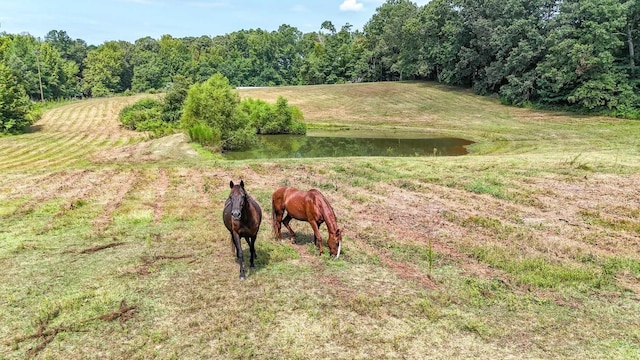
[1,82,639,359]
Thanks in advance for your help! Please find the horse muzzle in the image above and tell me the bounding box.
[333,241,341,259]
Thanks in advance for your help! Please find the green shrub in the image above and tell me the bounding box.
[187,122,220,147]
[223,126,258,150]
[180,74,306,150]
[119,98,163,130]
[240,98,274,133]
[180,73,254,150]
[161,75,191,123]
[239,96,306,135]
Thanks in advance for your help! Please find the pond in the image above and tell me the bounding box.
[222,130,474,160]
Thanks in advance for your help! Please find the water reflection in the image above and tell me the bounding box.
[223,132,473,160]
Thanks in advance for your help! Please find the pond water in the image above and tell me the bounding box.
[223,130,474,160]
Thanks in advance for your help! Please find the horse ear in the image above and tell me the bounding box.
[240,180,245,189]
[230,181,234,188]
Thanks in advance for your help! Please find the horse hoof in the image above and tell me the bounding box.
[240,276,246,280]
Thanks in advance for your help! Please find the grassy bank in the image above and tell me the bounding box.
[1,82,639,359]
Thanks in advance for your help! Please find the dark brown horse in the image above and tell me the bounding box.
[223,180,262,280]
[271,186,342,258]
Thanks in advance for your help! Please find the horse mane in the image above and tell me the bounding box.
[309,189,338,234]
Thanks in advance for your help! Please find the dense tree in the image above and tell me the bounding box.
[131,37,164,92]
[273,24,304,85]
[537,0,635,110]
[158,35,190,84]
[82,41,127,96]
[411,0,463,82]
[2,34,44,100]
[0,63,33,133]
[1,33,80,100]
[364,0,419,81]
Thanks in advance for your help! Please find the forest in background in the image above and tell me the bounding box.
[1,0,640,127]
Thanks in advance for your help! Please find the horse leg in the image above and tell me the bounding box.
[274,210,284,240]
[246,236,256,268]
[232,232,245,280]
[309,220,324,255]
[282,214,296,244]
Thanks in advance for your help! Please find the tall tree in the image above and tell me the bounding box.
[411,0,463,83]
[364,0,419,81]
[0,63,33,133]
[131,37,164,92]
[537,0,635,110]
[45,30,88,73]
[622,0,639,69]
[82,41,126,96]
[273,25,304,85]
[38,42,81,99]
[486,0,558,103]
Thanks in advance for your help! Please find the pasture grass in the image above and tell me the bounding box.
[0,82,639,359]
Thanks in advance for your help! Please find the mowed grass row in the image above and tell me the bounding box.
[1,82,639,359]
[0,96,146,173]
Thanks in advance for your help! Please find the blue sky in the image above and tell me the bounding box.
[0,0,425,45]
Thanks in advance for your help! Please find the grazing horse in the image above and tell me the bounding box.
[223,180,262,280]
[271,186,342,258]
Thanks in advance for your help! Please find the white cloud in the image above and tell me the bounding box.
[339,0,363,11]
[292,4,307,12]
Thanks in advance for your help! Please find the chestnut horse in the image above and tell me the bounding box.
[271,186,342,258]
[223,180,262,280]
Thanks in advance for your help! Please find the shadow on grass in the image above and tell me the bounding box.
[25,124,43,133]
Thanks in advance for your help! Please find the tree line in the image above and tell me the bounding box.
[2,0,639,133]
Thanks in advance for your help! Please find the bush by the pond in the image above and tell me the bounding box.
[180,74,252,151]
[187,122,219,147]
[240,96,306,135]
[223,126,258,150]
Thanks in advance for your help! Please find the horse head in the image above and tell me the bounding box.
[228,180,246,220]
